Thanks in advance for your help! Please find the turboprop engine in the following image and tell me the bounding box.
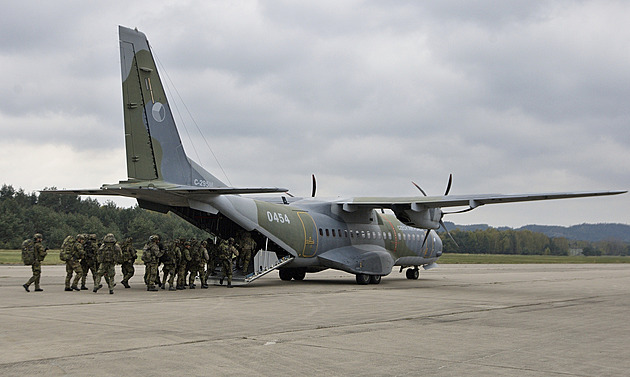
[395,206,442,230]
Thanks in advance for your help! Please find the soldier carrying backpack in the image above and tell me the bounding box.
[93,233,122,294]
[23,233,47,292]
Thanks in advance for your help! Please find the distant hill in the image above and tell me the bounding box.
[442,222,630,243]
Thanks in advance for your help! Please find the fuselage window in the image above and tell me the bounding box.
[344,230,348,238]
[332,229,336,237]
[388,232,392,240]
[361,231,365,239]
[338,229,342,238]
[319,228,323,236]
[350,230,354,238]
[325,229,330,237]
[398,233,402,241]
[367,231,371,239]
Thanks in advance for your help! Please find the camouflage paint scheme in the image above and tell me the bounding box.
[46,26,625,284]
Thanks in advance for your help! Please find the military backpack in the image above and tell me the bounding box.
[59,236,75,262]
[100,243,116,263]
[21,239,35,265]
[141,244,154,263]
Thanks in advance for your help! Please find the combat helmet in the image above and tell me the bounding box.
[33,233,43,240]
[103,233,116,243]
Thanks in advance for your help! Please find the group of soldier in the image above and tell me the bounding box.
[22,230,257,294]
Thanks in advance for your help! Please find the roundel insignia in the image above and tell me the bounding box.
[152,102,166,122]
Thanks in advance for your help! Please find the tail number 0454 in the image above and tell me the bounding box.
[267,211,291,225]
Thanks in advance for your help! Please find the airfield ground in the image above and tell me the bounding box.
[1,264,629,376]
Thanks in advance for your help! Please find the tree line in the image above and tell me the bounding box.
[0,184,209,249]
[439,227,629,256]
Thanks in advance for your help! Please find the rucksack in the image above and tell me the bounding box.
[59,236,75,262]
[100,243,115,263]
[21,239,35,265]
[141,244,153,263]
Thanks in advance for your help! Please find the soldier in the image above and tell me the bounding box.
[176,240,191,290]
[218,237,239,288]
[23,233,47,292]
[237,231,257,276]
[188,238,200,289]
[142,235,162,291]
[160,238,179,291]
[65,234,85,292]
[198,240,209,289]
[207,237,219,276]
[80,234,98,290]
[120,237,136,288]
[93,233,122,294]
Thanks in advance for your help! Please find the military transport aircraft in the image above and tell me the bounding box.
[48,26,626,285]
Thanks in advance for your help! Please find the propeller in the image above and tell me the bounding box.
[413,174,459,248]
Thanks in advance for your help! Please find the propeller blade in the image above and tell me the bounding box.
[311,174,317,197]
[412,181,428,196]
[444,174,453,196]
[421,229,431,249]
[440,219,459,248]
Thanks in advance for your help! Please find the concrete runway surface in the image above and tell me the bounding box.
[1,263,629,376]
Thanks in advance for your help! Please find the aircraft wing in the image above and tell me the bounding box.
[337,190,627,212]
[41,184,288,207]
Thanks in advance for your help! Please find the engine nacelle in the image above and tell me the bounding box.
[394,206,442,230]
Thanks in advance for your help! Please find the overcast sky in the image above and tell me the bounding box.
[1,0,628,227]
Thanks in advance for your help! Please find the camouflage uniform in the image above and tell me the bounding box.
[198,240,209,288]
[160,239,179,290]
[207,238,219,276]
[65,235,85,291]
[188,239,200,289]
[120,237,137,288]
[24,234,47,292]
[80,234,98,290]
[238,232,257,275]
[219,238,238,288]
[177,241,191,289]
[94,233,122,294]
[142,235,162,291]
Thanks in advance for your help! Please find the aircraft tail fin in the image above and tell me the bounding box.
[118,26,226,188]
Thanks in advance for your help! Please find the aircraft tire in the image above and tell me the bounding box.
[279,269,293,281]
[356,274,370,285]
[406,268,420,280]
[368,275,381,285]
[293,269,306,281]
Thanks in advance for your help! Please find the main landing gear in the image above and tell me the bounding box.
[405,267,420,280]
[278,268,306,281]
[355,274,381,285]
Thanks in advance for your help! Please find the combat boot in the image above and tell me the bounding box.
[169,285,176,291]
[34,288,43,292]
[65,287,73,292]
[148,286,158,292]
[80,285,88,290]
[23,284,30,292]
[201,284,208,289]
[189,284,195,289]
[121,280,130,288]
[109,289,114,294]
[227,282,233,288]
[71,286,80,291]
